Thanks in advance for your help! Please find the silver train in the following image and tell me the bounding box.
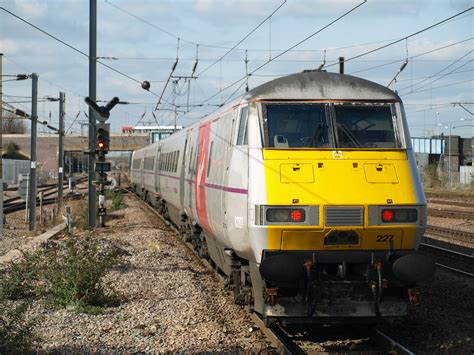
[131,71,434,325]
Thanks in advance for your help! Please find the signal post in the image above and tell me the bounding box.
[84,96,118,227]
[96,122,110,227]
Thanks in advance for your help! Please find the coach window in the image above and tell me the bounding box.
[174,151,179,172]
[207,141,214,177]
[236,106,249,145]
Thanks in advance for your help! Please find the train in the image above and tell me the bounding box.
[130,71,435,325]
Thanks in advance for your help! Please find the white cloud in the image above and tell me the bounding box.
[0,39,19,54]
[14,0,48,18]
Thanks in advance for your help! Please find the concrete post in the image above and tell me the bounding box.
[88,0,97,228]
[28,73,38,231]
[58,92,65,211]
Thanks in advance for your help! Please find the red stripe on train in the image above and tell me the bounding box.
[195,120,212,234]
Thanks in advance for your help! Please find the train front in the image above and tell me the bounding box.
[246,72,435,324]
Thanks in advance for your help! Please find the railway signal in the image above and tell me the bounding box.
[96,123,110,160]
[84,96,119,228]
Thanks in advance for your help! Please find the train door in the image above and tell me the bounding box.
[139,153,144,189]
[195,121,212,233]
[179,134,189,209]
[186,131,197,217]
[223,107,249,241]
[221,110,238,235]
[155,145,161,197]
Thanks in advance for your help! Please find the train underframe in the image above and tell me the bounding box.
[134,187,425,325]
[254,250,421,325]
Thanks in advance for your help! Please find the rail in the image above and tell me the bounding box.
[426,225,474,245]
[428,199,474,209]
[3,177,87,215]
[428,208,474,220]
[373,330,415,355]
[419,242,474,277]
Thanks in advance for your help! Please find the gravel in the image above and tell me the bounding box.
[378,270,474,354]
[6,193,273,352]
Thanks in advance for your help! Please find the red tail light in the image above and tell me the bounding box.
[290,210,303,222]
[266,208,306,223]
[381,208,418,223]
[382,209,394,222]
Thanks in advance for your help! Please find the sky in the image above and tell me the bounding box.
[0,0,473,138]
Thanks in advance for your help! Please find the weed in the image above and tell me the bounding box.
[110,191,127,212]
[0,300,40,353]
[75,200,90,230]
[0,251,43,300]
[0,236,121,314]
[40,237,121,313]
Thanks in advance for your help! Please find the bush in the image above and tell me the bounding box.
[0,251,43,300]
[422,164,441,188]
[75,200,90,230]
[40,237,120,313]
[0,236,121,314]
[0,300,39,353]
[110,191,127,212]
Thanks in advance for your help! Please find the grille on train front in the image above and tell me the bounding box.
[325,207,364,226]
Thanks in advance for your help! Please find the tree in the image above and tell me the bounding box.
[2,142,28,160]
[1,110,27,134]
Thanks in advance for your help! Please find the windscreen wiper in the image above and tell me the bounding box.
[337,123,361,148]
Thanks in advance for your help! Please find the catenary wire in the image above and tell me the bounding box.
[0,6,161,98]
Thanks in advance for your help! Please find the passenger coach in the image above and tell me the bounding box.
[131,71,434,324]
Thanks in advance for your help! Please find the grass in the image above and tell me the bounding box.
[0,236,121,314]
[108,190,127,212]
[0,300,40,353]
[41,237,120,313]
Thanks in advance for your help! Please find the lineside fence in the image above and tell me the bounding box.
[2,159,30,184]
[460,166,474,185]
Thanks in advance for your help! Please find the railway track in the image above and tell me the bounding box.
[428,198,474,209]
[426,225,474,246]
[3,177,87,214]
[134,192,415,354]
[425,191,474,203]
[419,242,474,277]
[427,208,474,220]
[252,313,414,354]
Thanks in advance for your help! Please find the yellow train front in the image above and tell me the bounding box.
[243,72,435,324]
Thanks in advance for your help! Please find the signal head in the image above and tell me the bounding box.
[95,123,110,159]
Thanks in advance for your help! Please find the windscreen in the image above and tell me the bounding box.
[334,105,399,148]
[266,104,329,148]
[264,103,400,149]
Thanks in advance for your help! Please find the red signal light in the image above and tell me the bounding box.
[290,210,303,222]
[382,209,394,222]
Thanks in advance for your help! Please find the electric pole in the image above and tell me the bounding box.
[58,92,65,211]
[28,73,38,231]
[88,0,97,228]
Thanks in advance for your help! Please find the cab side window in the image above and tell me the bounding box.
[236,106,249,146]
